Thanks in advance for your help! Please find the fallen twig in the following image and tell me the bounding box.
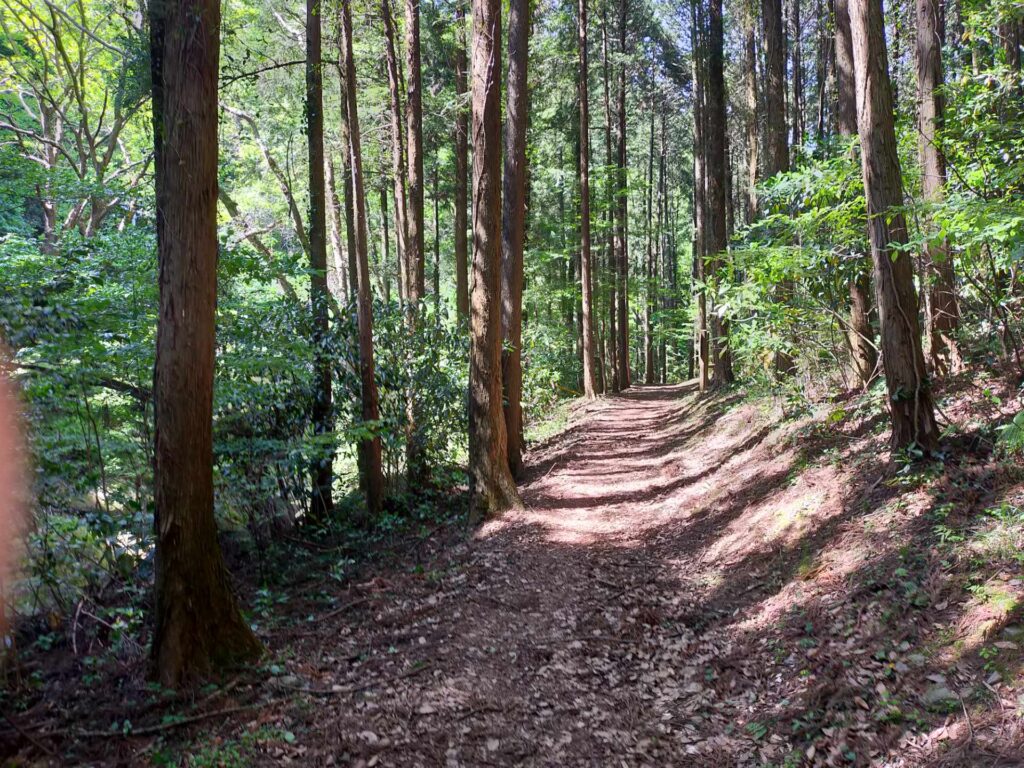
[75,698,284,738]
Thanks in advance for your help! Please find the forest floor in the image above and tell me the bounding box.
[5,376,1024,767]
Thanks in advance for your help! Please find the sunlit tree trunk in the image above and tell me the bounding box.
[454,1,470,320]
[743,0,759,223]
[469,0,522,520]
[149,0,261,685]
[916,0,961,375]
[644,105,655,385]
[601,8,619,392]
[614,0,630,388]
[306,0,334,519]
[692,1,710,391]
[501,0,531,474]
[381,0,409,302]
[836,0,878,387]
[850,0,939,452]
[576,0,598,399]
[341,0,385,514]
[707,0,734,386]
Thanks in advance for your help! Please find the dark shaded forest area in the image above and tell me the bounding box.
[0,0,1023,763]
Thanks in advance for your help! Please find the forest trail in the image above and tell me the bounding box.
[264,382,1002,767]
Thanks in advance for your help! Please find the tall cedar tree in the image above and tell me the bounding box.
[601,8,618,391]
[454,2,470,319]
[614,0,630,388]
[916,0,962,375]
[148,0,261,685]
[341,0,385,515]
[743,0,758,223]
[849,0,940,452]
[469,0,522,519]
[307,0,334,519]
[643,106,655,385]
[501,0,531,476]
[762,0,795,374]
[691,1,709,391]
[576,0,598,399]
[706,0,734,386]
[381,0,409,301]
[835,0,878,387]
[405,0,427,483]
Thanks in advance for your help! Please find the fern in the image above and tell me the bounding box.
[997,411,1024,456]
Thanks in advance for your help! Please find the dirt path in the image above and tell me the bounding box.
[274,384,837,766]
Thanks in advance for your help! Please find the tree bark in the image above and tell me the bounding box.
[469,0,522,520]
[692,1,710,391]
[306,0,334,520]
[916,0,961,375]
[707,0,734,387]
[454,1,470,320]
[743,0,759,223]
[381,0,409,302]
[644,104,655,385]
[325,158,349,302]
[614,0,630,389]
[850,0,939,453]
[341,0,385,515]
[601,7,619,392]
[576,0,598,399]
[836,0,878,387]
[149,0,261,686]
[501,0,530,477]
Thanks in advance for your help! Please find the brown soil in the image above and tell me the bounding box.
[4,380,1024,767]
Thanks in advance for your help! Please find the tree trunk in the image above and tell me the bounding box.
[148,0,261,686]
[836,0,878,387]
[325,157,349,302]
[692,1,710,391]
[849,0,939,453]
[405,0,425,301]
[454,1,470,320]
[501,0,530,476]
[381,0,409,303]
[404,0,427,485]
[644,105,655,385]
[743,0,759,223]
[433,165,440,316]
[337,44,359,299]
[306,0,334,520]
[379,185,392,303]
[707,0,734,387]
[469,0,522,520]
[341,0,385,515]
[576,0,598,399]
[601,7,618,392]
[790,0,804,150]
[614,0,630,389]
[916,0,961,375]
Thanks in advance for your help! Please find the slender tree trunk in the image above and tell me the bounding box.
[692,1,710,391]
[790,0,803,150]
[743,0,759,223]
[501,0,530,475]
[379,185,392,303]
[764,0,795,375]
[433,165,440,316]
[850,0,939,453]
[454,1,470,320]
[325,158,349,302]
[405,0,425,300]
[916,0,961,375]
[644,105,655,385]
[576,0,598,399]
[337,47,358,299]
[148,0,260,685]
[381,0,409,303]
[469,0,522,519]
[707,0,734,386]
[341,0,385,514]
[836,0,878,387]
[614,0,630,389]
[306,0,334,520]
[404,0,428,484]
[601,8,619,392]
